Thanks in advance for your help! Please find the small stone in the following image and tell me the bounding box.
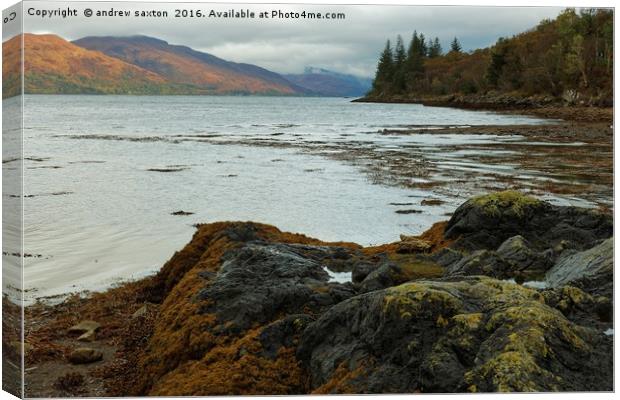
[421,199,445,206]
[68,320,100,334]
[171,210,194,216]
[77,330,96,342]
[397,236,432,253]
[68,348,103,364]
[132,303,154,318]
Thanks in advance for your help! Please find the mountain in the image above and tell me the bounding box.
[2,33,21,98]
[3,34,372,98]
[3,34,180,97]
[284,67,373,97]
[72,35,308,95]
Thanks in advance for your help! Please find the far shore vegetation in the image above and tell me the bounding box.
[366,8,613,106]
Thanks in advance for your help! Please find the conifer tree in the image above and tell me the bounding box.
[405,31,426,91]
[428,37,442,58]
[419,33,428,57]
[450,37,462,53]
[371,40,395,95]
[393,35,407,92]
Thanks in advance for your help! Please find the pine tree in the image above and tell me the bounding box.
[428,37,442,58]
[419,34,428,57]
[394,35,407,65]
[405,31,426,91]
[450,37,462,53]
[371,40,395,95]
[393,35,407,92]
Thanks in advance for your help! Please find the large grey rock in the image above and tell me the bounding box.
[443,250,512,279]
[358,262,402,293]
[297,276,612,393]
[196,242,357,333]
[496,235,553,278]
[444,192,612,252]
[546,238,613,297]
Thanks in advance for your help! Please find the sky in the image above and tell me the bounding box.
[17,1,568,77]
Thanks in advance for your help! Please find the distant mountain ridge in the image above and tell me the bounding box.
[285,67,373,97]
[3,34,176,97]
[72,35,309,95]
[3,34,365,97]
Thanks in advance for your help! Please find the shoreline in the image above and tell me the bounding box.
[11,191,614,396]
[8,109,614,307]
[10,114,615,305]
[352,95,613,123]
[378,122,613,142]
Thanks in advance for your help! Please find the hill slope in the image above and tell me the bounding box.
[72,35,307,95]
[3,34,181,97]
[285,67,372,97]
[362,8,613,107]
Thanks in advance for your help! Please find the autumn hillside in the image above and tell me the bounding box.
[3,34,177,97]
[2,34,309,98]
[362,8,613,107]
[73,36,306,95]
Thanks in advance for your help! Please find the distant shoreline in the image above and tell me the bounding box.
[353,95,613,123]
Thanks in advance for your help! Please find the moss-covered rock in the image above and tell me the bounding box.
[131,222,376,395]
[444,191,611,252]
[297,276,612,393]
[470,191,542,218]
[105,193,613,396]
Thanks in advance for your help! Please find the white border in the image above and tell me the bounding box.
[0,1,617,399]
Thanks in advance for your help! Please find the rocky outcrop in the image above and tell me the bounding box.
[438,191,611,282]
[444,191,611,252]
[131,222,377,395]
[546,238,613,297]
[88,192,612,395]
[353,94,613,122]
[196,242,357,334]
[297,277,612,393]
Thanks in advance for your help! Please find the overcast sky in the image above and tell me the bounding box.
[19,1,567,77]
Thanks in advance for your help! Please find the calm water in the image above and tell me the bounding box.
[3,95,602,300]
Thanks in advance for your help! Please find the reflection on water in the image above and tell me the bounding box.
[14,95,611,301]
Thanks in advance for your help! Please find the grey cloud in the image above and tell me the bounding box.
[22,1,566,77]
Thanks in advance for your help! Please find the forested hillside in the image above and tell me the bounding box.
[2,34,309,98]
[364,9,613,106]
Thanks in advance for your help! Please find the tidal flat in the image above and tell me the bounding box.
[4,95,612,301]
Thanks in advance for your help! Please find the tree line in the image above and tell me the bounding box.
[371,32,462,95]
[368,8,613,104]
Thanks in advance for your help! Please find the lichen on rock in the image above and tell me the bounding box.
[28,192,611,396]
[298,276,612,393]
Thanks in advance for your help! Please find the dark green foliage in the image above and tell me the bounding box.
[2,75,21,99]
[405,31,426,91]
[428,38,442,58]
[371,40,395,96]
[393,36,407,92]
[450,37,462,53]
[367,8,613,104]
